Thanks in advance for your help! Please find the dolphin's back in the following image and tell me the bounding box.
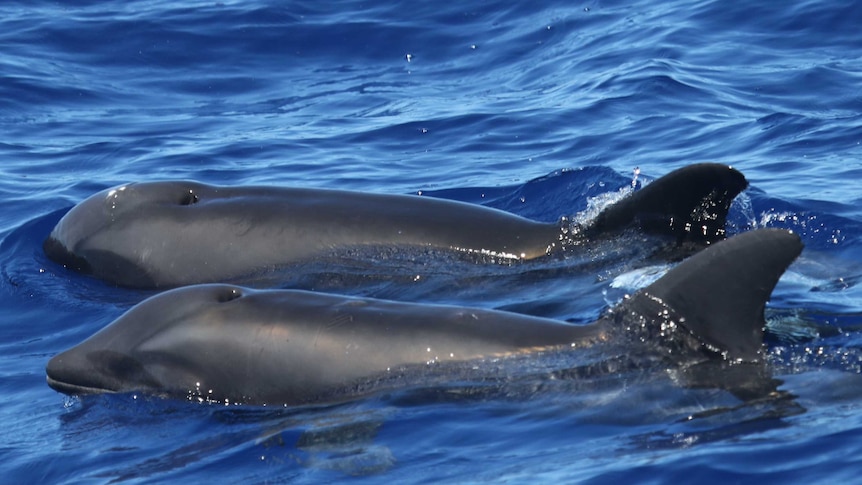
[45,229,801,405]
[42,164,748,288]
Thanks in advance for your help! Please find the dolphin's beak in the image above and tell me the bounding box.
[46,348,154,396]
[45,349,109,395]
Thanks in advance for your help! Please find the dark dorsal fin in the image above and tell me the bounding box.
[587,163,748,244]
[624,228,803,361]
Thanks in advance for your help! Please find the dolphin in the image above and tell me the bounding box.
[43,163,747,288]
[45,228,801,406]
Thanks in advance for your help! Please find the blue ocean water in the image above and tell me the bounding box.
[2,0,862,482]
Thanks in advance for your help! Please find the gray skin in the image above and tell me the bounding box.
[46,229,802,406]
[43,163,748,288]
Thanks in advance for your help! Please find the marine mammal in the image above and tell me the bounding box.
[46,229,801,406]
[43,163,747,288]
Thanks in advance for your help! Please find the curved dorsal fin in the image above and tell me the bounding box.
[588,163,748,244]
[625,228,803,361]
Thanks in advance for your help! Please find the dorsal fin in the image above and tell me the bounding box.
[624,228,803,361]
[587,163,748,244]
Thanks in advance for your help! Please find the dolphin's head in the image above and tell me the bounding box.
[46,284,248,400]
[43,181,211,287]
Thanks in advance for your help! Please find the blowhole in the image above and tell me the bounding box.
[217,288,243,302]
[179,191,199,205]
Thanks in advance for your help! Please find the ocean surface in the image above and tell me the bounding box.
[2,0,862,483]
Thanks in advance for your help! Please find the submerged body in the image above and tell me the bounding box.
[43,163,747,288]
[46,229,802,406]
